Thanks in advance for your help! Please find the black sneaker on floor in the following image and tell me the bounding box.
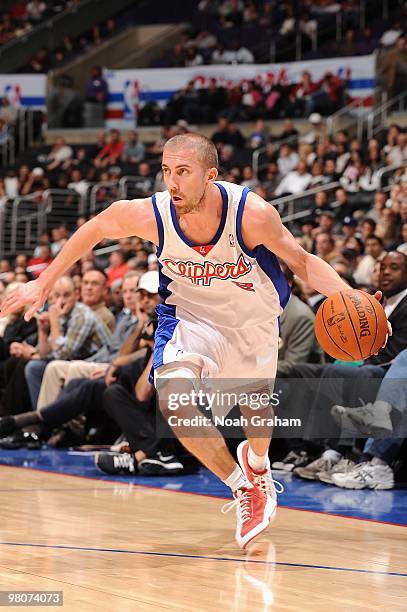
[95,452,136,476]
[271,450,311,473]
[0,431,41,450]
[0,416,16,438]
[138,452,184,476]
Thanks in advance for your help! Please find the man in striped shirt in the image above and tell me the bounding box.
[24,276,113,410]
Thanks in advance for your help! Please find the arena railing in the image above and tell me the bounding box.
[17,109,35,155]
[118,176,155,200]
[42,188,85,231]
[366,90,407,140]
[1,132,15,167]
[270,181,340,220]
[252,134,299,180]
[89,181,121,215]
[0,198,12,259]
[326,98,367,141]
[8,193,47,256]
[376,162,407,189]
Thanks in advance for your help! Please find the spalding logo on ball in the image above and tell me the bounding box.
[314,290,388,361]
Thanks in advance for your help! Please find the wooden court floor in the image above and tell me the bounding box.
[0,466,405,611]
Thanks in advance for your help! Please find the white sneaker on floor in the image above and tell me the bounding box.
[332,460,395,490]
[317,458,356,484]
[294,450,342,480]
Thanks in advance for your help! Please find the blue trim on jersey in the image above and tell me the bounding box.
[149,262,180,384]
[236,187,290,309]
[151,194,164,257]
[255,245,291,309]
[169,182,228,248]
[236,187,255,257]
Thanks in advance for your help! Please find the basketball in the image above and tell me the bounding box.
[314,289,388,361]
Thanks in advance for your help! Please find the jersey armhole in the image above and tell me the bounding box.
[236,186,256,258]
[151,193,164,257]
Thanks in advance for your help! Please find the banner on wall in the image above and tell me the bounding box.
[104,54,375,127]
[0,74,46,110]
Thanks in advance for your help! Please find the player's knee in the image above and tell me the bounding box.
[155,366,199,419]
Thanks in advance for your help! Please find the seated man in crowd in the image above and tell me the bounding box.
[80,268,116,333]
[24,275,113,411]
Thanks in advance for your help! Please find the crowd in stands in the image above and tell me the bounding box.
[0,113,406,489]
[5,0,405,79]
[159,70,346,126]
[0,1,80,46]
[23,16,118,73]
[158,1,406,66]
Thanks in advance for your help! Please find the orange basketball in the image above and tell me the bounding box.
[314,289,388,361]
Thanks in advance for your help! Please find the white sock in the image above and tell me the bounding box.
[248,446,269,472]
[370,457,388,466]
[223,464,252,492]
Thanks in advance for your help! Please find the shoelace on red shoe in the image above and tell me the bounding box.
[252,472,284,495]
[221,488,253,522]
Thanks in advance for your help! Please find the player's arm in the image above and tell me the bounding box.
[242,192,349,297]
[0,198,158,319]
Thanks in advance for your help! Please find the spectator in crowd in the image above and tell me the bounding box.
[277,264,323,377]
[28,46,50,73]
[277,143,300,176]
[0,97,18,126]
[121,131,145,164]
[314,232,338,263]
[39,138,73,172]
[26,1,46,22]
[94,130,125,168]
[106,249,129,288]
[353,234,386,289]
[20,167,50,197]
[365,191,387,224]
[384,36,407,96]
[184,46,204,67]
[85,66,109,107]
[274,161,312,196]
[23,275,113,411]
[288,71,318,117]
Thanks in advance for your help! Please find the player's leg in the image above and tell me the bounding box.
[156,364,271,548]
[240,398,273,468]
[228,324,282,523]
[156,365,241,481]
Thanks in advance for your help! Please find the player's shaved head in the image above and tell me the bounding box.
[164,133,218,170]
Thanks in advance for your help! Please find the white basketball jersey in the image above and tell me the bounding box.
[152,181,290,330]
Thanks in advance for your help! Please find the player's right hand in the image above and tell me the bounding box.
[0,280,48,321]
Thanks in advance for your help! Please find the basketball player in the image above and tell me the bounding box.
[0,134,389,548]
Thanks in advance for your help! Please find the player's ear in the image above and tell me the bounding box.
[207,167,218,182]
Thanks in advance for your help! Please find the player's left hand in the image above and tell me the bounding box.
[373,290,392,349]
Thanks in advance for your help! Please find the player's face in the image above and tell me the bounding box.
[162,149,212,214]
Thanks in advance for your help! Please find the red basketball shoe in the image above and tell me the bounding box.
[222,484,273,549]
[237,440,283,522]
